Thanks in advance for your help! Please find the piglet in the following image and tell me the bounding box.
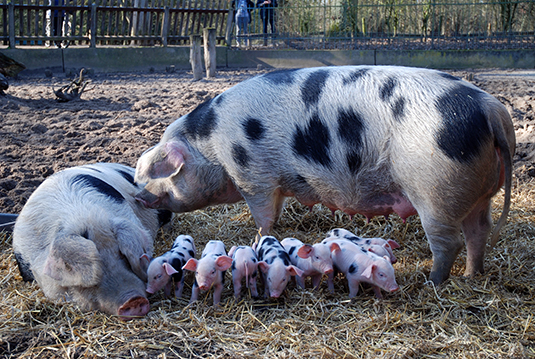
[145,234,196,298]
[330,239,399,298]
[182,240,232,306]
[228,245,259,299]
[254,236,304,298]
[324,228,400,263]
[281,237,338,292]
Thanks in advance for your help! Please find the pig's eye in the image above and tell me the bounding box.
[156,274,162,279]
[282,278,286,282]
[211,270,216,274]
[379,273,385,277]
[315,256,320,260]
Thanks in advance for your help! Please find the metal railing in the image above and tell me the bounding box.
[1,0,534,49]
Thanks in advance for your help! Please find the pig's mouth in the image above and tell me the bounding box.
[135,196,160,209]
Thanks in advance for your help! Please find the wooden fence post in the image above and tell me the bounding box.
[161,6,170,47]
[225,8,234,46]
[8,3,16,49]
[203,28,216,78]
[90,3,97,48]
[190,35,203,81]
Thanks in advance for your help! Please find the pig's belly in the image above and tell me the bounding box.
[296,191,418,222]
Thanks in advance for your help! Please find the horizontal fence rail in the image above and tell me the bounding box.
[1,0,534,49]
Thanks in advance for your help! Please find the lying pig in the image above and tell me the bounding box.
[254,236,303,298]
[330,239,399,298]
[323,228,400,264]
[145,234,196,298]
[182,240,232,306]
[12,163,172,320]
[134,65,515,285]
[280,237,337,291]
[228,245,259,298]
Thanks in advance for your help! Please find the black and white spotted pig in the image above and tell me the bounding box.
[134,65,515,285]
[253,236,303,298]
[145,234,196,298]
[12,163,172,320]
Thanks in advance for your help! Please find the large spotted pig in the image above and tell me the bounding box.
[134,65,515,285]
[12,163,171,321]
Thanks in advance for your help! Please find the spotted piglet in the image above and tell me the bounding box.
[254,236,304,298]
[323,228,400,264]
[228,245,259,299]
[182,240,232,306]
[330,239,399,298]
[145,235,196,298]
[281,237,339,292]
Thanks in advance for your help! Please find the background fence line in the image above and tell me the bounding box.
[1,0,534,49]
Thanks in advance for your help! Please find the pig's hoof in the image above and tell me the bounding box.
[117,296,150,321]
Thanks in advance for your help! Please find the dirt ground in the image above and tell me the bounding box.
[1,67,534,215]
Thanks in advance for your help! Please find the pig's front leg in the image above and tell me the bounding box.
[246,190,286,235]
[189,284,199,303]
[233,277,242,298]
[175,278,185,298]
[348,279,360,298]
[295,275,306,289]
[164,281,173,297]
[213,282,224,306]
[326,272,335,293]
[372,285,384,299]
[249,277,258,297]
[311,274,322,290]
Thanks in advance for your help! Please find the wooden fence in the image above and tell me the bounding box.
[0,0,231,48]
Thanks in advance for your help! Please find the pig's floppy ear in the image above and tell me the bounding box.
[297,244,313,259]
[287,265,304,277]
[113,219,153,282]
[215,256,233,271]
[43,234,103,287]
[137,141,187,180]
[163,262,178,275]
[361,264,376,279]
[329,242,341,253]
[257,261,270,274]
[387,239,400,249]
[182,258,198,271]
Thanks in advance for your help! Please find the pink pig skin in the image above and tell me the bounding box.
[330,239,399,298]
[228,245,259,298]
[281,237,337,292]
[182,240,232,306]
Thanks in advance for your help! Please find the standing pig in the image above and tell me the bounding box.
[134,65,515,285]
[323,228,400,264]
[145,234,196,298]
[182,240,232,306]
[280,237,338,291]
[254,236,304,298]
[228,245,259,298]
[330,239,399,298]
[12,163,172,320]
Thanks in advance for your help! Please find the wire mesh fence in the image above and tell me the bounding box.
[1,0,534,49]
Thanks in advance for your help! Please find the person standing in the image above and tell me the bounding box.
[257,0,277,45]
[234,0,254,47]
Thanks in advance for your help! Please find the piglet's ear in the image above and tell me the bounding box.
[361,264,376,280]
[297,244,313,259]
[215,256,233,271]
[228,246,238,257]
[329,242,341,253]
[288,265,304,277]
[257,261,270,274]
[163,262,178,276]
[182,258,198,272]
[387,239,400,249]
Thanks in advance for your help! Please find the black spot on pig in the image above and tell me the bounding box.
[232,143,250,168]
[349,263,358,274]
[342,68,370,85]
[332,229,340,236]
[14,252,34,282]
[117,169,135,185]
[169,257,184,281]
[157,210,172,227]
[380,77,397,101]
[346,152,362,174]
[71,174,125,203]
[435,85,491,163]
[278,251,290,266]
[252,270,257,278]
[262,69,299,85]
[301,69,330,107]
[288,246,296,256]
[231,261,236,271]
[243,118,266,142]
[392,97,406,122]
[188,250,195,258]
[266,256,275,265]
[292,114,332,168]
[439,72,461,81]
[183,99,218,140]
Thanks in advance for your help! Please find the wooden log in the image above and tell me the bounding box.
[203,28,216,78]
[190,34,203,81]
[161,6,170,47]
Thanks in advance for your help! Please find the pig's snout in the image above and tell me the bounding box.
[270,291,282,298]
[117,296,150,321]
[198,283,210,291]
[145,287,155,294]
[389,284,400,292]
[134,190,160,209]
[323,267,333,274]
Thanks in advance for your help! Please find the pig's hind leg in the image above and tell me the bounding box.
[461,200,492,277]
[245,190,286,235]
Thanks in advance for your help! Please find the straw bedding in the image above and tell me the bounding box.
[0,68,534,358]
